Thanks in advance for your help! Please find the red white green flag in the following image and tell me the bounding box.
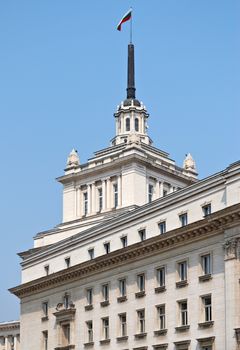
[117,9,132,31]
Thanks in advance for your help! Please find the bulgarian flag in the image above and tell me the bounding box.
[117,9,132,31]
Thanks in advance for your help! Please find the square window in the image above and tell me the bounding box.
[178,261,187,281]
[86,321,93,343]
[156,267,165,287]
[201,254,211,275]
[103,242,110,254]
[202,204,211,217]
[202,295,212,322]
[121,235,128,248]
[178,300,188,326]
[158,221,166,234]
[157,305,166,330]
[179,213,188,227]
[102,284,109,301]
[119,313,127,337]
[119,278,126,297]
[102,317,109,340]
[88,248,94,260]
[138,229,146,241]
[137,309,145,333]
[137,274,145,292]
[86,288,93,305]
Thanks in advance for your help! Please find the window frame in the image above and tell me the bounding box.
[178,300,188,326]
[103,242,110,254]
[156,304,166,330]
[137,309,145,334]
[102,317,109,340]
[156,266,166,288]
[137,273,145,292]
[119,313,127,337]
[179,212,188,227]
[138,228,146,242]
[177,260,188,282]
[86,320,93,343]
[158,221,166,234]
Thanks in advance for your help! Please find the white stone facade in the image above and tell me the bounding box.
[8,43,240,350]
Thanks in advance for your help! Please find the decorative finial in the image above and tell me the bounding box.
[66,149,80,168]
[183,153,197,172]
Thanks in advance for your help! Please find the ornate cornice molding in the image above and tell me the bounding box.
[9,203,240,299]
[0,322,20,332]
[223,237,240,260]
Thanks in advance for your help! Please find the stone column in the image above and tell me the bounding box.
[223,237,240,350]
[117,175,122,208]
[4,337,8,350]
[91,182,96,215]
[106,178,111,209]
[159,182,164,197]
[155,181,160,199]
[102,179,106,211]
[87,184,91,215]
[13,336,17,350]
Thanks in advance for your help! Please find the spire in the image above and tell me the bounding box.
[126,43,136,99]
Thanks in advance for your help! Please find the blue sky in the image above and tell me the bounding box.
[0,0,239,321]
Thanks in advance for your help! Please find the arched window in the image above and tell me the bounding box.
[126,118,130,132]
[135,118,139,132]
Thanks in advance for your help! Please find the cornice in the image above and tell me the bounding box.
[10,203,240,299]
[0,321,20,331]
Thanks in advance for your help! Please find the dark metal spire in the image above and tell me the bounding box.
[126,43,136,99]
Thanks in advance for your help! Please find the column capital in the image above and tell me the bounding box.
[223,237,240,260]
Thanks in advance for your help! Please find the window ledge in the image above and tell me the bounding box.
[85,304,93,311]
[198,321,214,328]
[134,332,147,339]
[135,291,146,298]
[152,344,168,350]
[116,336,128,342]
[41,316,49,322]
[84,342,94,347]
[198,274,212,282]
[154,329,168,336]
[100,300,110,307]
[117,296,127,303]
[99,339,111,345]
[54,345,75,350]
[154,286,166,294]
[176,280,188,288]
[175,325,190,332]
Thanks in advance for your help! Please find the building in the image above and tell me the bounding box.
[9,43,240,350]
[0,321,20,350]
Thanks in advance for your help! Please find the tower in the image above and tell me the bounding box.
[111,43,151,146]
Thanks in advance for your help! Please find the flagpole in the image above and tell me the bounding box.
[130,8,133,43]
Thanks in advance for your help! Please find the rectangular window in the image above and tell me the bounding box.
[202,295,212,322]
[102,284,109,301]
[88,248,94,260]
[121,235,128,248]
[201,254,211,275]
[156,267,165,287]
[44,265,49,276]
[148,184,154,203]
[65,257,71,268]
[113,183,118,208]
[103,242,110,254]
[158,221,166,234]
[179,301,188,326]
[202,204,211,217]
[86,321,93,343]
[137,309,145,333]
[137,274,145,292]
[157,305,166,330]
[119,278,126,297]
[119,313,127,337]
[42,331,48,350]
[83,192,88,215]
[179,213,188,227]
[138,229,146,241]
[98,188,103,212]
[62,323,70,346]
[42,302,48,317]
[86,288,93,305]
[178,261,187,281]
[102,317,109,340]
